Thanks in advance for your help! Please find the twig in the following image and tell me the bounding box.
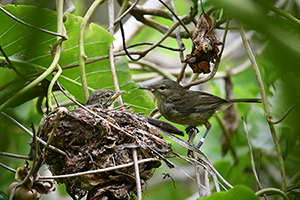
[1,110,65,156]
[133,148,142,200]
[255,188,289,200]
[0,162,16,173]
[0,45,29,80]
[108,0,123,106]
[0,6,66,39]
[42,108,66,158]
[258,0,300,26]
[242,117,268,200]
[204,169,211,196]
[167,0,186,83]
[79,0,105,102]
[193,151,203,197]
[0,152,30,160]
[9,120,38,200]
[125,42,184,51]
[158,0,192,39]
[155,126,233,189]
[114,0,140,25]
[237,20,286,193]
[270,101,300,124]
[39,158,159,179]
[47,64,62,111]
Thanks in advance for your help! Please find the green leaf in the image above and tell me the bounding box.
[0,191,9,200]
[0,5,155,114]
[198,185,259,200]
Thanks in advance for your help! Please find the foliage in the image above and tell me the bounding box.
[0,0,300,200]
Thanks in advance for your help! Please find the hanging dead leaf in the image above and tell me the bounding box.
[184,12,222,74]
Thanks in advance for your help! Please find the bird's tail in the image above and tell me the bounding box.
[229,98,262,103]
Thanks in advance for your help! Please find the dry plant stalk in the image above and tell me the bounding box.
[184,12,222,74]
[38,106,173,200]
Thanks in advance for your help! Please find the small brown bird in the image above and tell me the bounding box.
[86,89,126,109]
[139,79,261,148]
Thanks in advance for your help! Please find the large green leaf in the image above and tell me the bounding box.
[0,5,155,114]
[198,185,259,200]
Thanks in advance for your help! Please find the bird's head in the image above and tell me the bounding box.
[86,89,126,109]
[138,79,183,100]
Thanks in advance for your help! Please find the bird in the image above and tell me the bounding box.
[86,89,126,109]
[138,79,261,148]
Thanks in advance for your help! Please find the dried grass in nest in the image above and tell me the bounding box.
[38,106,173,200]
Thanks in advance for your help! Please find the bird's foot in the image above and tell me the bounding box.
[185,125,199,133]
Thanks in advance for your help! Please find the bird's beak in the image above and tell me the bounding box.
[111,90,126,101]
[138,85,155,92]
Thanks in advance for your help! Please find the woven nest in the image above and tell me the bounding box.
[38,106,173,200]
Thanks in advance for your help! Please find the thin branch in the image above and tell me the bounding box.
[133,148,142,200]
[205,169,211,196]
[39,158,159,179]
[237,20,286,193]
[0,6,66,39]
[0,162,16,173]
[158,0,192,39]
[242,117,268,200]
[167,0,186,83]
[258,0,300,26]
[109,0,123,106]
[114,0,140,25]
[192,151,203,197]
[47,64,62,111]
[79,0,105,102]
[255,188,289,200]
[0,112,66,155]
[0,45,29,80]
[125,42,185,52]
[10,123,38,200]
[0,152,30,160]
[270,101,300,124]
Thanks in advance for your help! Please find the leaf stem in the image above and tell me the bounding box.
[237,20,286,193]
[255,188,289,200]
[0,6,66,39]
[79,0,105,102]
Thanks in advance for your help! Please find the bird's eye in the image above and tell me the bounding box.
[105,94,110,97]
[159,86,166,90]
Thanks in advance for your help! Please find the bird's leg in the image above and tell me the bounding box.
[186,125,199,143]
[186,126,199,157]
[196,121,211,148]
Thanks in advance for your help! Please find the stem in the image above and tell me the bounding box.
[0,6,66,39]
[242,117,268,200]
[39,158,159,179]
[255,188,289,200]
[1,111,66,155]
[133,148,142,200]
[79,0,105,102]
[108,0,123,106]
[258,0,300,26]
[237,20,286,193]
[47,0,65,111]
[0,152,30,160]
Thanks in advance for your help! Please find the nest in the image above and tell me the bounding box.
[38,106,173,200]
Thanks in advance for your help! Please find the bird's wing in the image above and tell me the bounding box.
[177,91,229,114]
